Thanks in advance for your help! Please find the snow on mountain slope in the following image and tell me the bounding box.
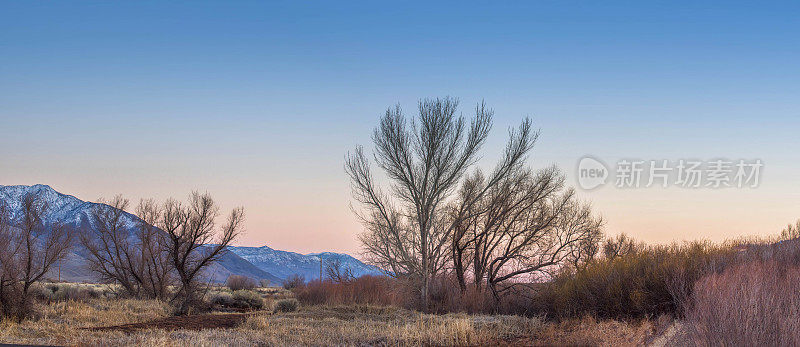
[0,184,281,284]
[228,245,384,281]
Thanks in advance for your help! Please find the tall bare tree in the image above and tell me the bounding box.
[158,192,244,315]
[347,97,535,309]
[0,193,73,321]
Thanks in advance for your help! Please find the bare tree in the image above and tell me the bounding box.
[0,193,73,321]
[449,164,602,300]
[481,186,603,301]
[81,196,172,300]
[348,97,535,309]
[226,275,257,291]
[135,199,173,300]
[324,257,354,283]
[158,192,244,315]
[602,233,642,260]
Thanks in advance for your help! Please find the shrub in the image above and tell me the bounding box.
[210,290,264,310]
[35,283,105,302]
[273,298,299,313]
[283,274,305,290]
[232,290,264,309]
[259,279,271,288]
[226,275,257,291]
[209,292,235,307]
[686,261,800,345]
[535,241,736,320]
[294,275,403,307]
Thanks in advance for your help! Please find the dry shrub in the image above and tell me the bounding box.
[283,274,305,290]
[537,241,735,320]
[426,275,497,314]
[231,290,264,310]
[293,274,507,315]
[209,292,235,307]
[34,283,111,303]
[294,275,402,307]
[226,275,257,291]
[537,316,653,346]
[273,298,299,313]
[210,290,264,310]
[686,261,800,346]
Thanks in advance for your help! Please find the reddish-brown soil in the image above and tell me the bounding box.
[85,313,254,332]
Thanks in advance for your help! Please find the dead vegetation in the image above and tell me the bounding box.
[0,298,592,346]
[0,286,661,346]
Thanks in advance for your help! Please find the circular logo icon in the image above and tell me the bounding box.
[577,156,608,190]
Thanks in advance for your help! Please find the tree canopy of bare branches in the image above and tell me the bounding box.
[449,165,603,301]
[81,196,172,300]
[158,192,244,315]
[347,97,540,309]
[324,257,354,284]
[81,192,243,315]
[0,193,74,321]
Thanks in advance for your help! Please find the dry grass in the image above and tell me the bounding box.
[0,298,170,345]
[534,316,655,346]
[0,294,654,346]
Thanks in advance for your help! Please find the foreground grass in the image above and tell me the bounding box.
[0,298,654,346]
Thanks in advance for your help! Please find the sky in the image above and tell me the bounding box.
[2,1,800,255]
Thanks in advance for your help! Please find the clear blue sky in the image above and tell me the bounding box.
[2,1,799,253]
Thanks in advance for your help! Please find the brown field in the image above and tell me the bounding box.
[0,286,660,346]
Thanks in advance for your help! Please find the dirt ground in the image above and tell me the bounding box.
[86,312,255,333]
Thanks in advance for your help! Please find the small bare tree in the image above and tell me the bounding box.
[226,275,257,291]
[157,192,244,315]
[324,257,354,283]
[81,196,172,300]
[602,233,642,260]
[0,193,73,321]
[348,97,535,309]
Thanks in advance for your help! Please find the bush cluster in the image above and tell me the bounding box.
[33,283,113,302]
[226,275,257,291]
[273,298,299,313]
[209,290,265,310]
[536,241,736,319]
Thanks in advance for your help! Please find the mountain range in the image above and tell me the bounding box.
[228,246,382,281]
[0,184,381,285]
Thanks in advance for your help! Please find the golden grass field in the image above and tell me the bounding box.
[0,283,663,346]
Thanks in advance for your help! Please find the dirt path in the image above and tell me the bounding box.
[648,322,684,346]
[85,312,254,333]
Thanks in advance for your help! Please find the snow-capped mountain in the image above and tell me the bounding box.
[0,184,281,284]
[0,184,126,231]
[228,245,384,281]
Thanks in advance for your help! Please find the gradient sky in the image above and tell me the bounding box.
[2,1,799,255]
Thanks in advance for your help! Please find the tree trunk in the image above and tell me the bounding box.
[452,242,467,293]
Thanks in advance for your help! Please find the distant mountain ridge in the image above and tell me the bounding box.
[227,245,384,281]
[0,184,381,285]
